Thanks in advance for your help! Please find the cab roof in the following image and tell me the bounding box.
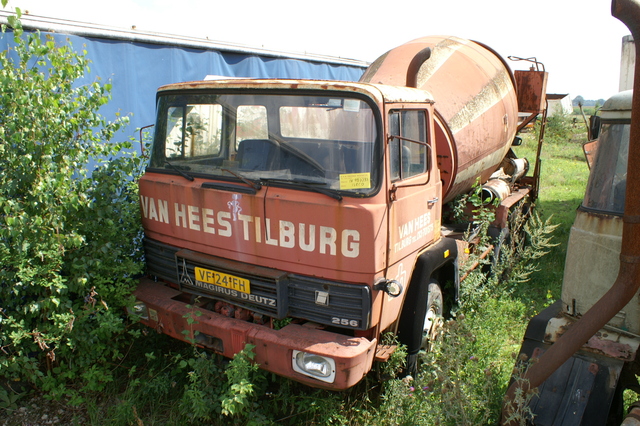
[600,89,632,120]
[157,79,435,105]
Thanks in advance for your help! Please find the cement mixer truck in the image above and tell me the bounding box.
[130,35,547,389]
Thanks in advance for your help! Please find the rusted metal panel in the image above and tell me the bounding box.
[492,187,531,228]
[374,344,397,362]
[560,209,633,330]
[586,335,635,360]
[513,70,548,113]
[528,347,608,426]
[582,140,598,168]
[545,315,640,361]
[513,324,624,426]
[158,79,436,105]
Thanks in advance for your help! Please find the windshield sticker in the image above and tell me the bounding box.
[343,99,361,112]
[339,173,371,190]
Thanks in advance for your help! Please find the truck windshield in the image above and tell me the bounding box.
[582,121,630,214]
[149,92,380,196]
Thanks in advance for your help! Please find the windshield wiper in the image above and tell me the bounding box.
[260,178,342,201]
[164,160,194,181]
[222,169,262,190]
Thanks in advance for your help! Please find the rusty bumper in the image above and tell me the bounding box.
[133,278,376,390]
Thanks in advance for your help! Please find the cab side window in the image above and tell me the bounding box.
[389,110,428,181]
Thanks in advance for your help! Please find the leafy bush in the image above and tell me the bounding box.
[178,302,267,423]
[180,344,268,423]
[542,113,575,144]
[0,9,144,401]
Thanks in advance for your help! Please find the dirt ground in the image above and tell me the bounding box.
[1,395,88,426]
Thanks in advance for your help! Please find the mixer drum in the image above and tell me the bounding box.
[360,35,519,202]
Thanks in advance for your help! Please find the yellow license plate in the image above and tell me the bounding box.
[194,267,251,294]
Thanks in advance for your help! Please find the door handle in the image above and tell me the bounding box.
[427,197,439,205]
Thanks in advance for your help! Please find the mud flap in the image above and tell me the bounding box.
[516,302,624,425]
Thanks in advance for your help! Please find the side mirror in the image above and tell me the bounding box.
[589,115,601,140]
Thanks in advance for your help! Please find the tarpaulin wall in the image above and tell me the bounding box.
[0,30,367,139]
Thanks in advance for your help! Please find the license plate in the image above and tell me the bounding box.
[194,267,251,294]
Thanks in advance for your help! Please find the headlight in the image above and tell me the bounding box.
[292,350,336,383]
[127,300,148,320]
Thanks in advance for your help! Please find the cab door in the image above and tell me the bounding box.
[386,106,442,267]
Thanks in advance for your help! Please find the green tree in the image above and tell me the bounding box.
[0,8,144,400]
[572,95,585,107]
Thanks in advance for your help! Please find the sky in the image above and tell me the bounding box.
[1,0,632,101]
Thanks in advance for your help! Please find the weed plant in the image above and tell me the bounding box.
[0,7,145,408]
[513,113,590,311]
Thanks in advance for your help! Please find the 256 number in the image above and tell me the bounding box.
[332,317,359,328]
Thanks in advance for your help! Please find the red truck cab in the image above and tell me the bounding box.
[133,79,450,389]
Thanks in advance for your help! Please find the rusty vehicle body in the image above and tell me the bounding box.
[502,0,640,423]
[505,90,635,424]
[131,36,546,389]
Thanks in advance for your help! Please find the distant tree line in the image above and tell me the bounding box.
[572,95,606,107]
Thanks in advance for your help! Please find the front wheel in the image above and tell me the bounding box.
[420,282,444,350]
[405,280,444,376]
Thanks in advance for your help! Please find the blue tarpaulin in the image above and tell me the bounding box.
[80,36,367,133]
[0,13,368,139]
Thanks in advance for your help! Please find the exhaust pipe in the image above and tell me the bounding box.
[482,179,511,203]
[503,0,640,421]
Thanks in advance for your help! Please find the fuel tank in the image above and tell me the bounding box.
[360,35,519,202]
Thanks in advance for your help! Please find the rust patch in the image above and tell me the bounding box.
[586,336,634,360]
[547,321,572,342]
[576,208,624,236]
[583,140,598,168]
[513,70,548,113]
[374,344,397,362]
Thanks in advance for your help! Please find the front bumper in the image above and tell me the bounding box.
[133,278,377,389]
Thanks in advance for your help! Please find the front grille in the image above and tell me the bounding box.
[144,239,179,283]
[175,249,288,318]
[142,238,371,330]
[288,275,371,330]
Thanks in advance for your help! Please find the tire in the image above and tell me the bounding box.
[405,280,444,376]
[420,281,444,350]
